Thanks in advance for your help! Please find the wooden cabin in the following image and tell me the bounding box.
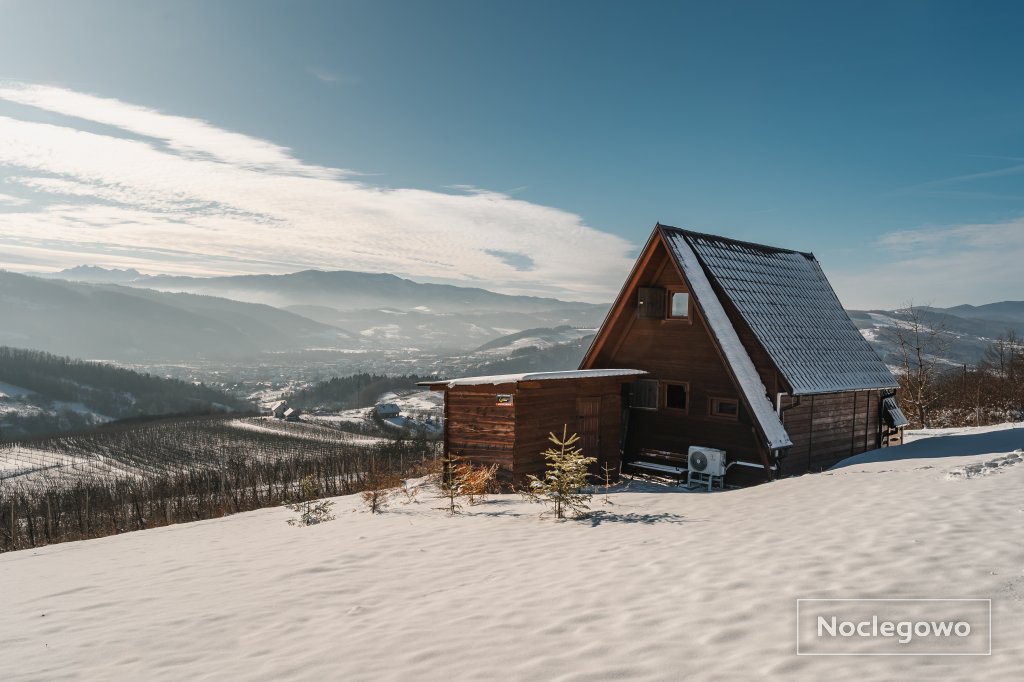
[580,224,908,486]
[420,370,646,484]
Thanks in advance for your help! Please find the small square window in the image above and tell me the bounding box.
[710,397,739,420]
[669,291,689,318]
[664,382,688,411]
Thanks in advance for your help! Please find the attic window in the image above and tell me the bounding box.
[632,379,659,410]
[668,291,690,319]
[709,397,739,420]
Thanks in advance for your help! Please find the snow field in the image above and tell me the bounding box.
[2,426,1022,680]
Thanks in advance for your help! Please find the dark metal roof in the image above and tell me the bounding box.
[882,397,910,428]
[660,225,898,396]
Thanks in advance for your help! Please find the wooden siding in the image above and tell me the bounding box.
[444,384,517,476]
[513,378,624,483]
[582,240,772,485]
[779,389,884,475]
[442,377,630,485]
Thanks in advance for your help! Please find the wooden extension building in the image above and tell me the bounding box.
[581,224,907,486]
[420,370,645,484]
[428,224,907,488]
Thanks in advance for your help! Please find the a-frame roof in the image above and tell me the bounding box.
[579,223,898,453]
[659,225,897,396]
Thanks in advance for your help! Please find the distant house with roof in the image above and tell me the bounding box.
[579,224,907,485]
[424,223,907,488]
[268,400,288,419]
[374,403,401,418]
[283,407,301,422]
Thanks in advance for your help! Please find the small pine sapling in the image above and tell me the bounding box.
[286,476,336,526]
[601,461,616,505]
[522,425,597,519]
[435,450,465,515]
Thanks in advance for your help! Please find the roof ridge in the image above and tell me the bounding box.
[656,223,815,259]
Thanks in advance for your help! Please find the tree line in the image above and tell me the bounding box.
[285,373,427,410]
[889,306,1024,428]
[0,420,438,552]
[0,346,248,439]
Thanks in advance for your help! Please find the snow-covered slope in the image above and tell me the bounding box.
[2,426,1021,680]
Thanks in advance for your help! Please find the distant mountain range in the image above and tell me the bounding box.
[848,302,1024,366]
[22,265,1024,369]
[38,265,146,283]
[129,269,599,314]
[0,272,351,362]
[23,267,606,356]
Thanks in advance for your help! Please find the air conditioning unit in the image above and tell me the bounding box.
[688,446,727,477]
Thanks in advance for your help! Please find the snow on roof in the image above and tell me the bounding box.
[664,226,898,396]
[662,231,793,450]
[419,369,647,389]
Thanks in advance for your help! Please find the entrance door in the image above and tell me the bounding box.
[576,397,601,459]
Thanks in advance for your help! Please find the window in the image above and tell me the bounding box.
[663,382,688,412]
[709,397,739,420]
[669,291,690,319]
[632,379,659,410]
[637,287,665,319]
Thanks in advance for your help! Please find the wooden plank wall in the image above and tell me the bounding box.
[444,384,517,475]
[585,242,770,484]
[779,389,883,475]
[513,378,624,483]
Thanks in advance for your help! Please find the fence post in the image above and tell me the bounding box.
[9,500,16,551]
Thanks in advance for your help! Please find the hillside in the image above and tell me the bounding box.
[443,327,596,376]
[0,272,354,362]
[131,269,604,315]
[286,305,601,351]
[1,424,1020,679]
[0,347,248,438]
[850,303,1024,366]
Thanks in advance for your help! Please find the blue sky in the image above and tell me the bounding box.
[0,0,1022,307]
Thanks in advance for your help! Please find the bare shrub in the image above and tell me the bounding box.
[360,469,402,514]
[460,463,499,505]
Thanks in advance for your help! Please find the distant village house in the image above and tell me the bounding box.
[268,400,288,419]
[375,403,401,418]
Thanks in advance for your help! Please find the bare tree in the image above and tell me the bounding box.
[886,303,949,428]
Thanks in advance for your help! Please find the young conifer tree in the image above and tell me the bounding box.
[523,425,596,519]
[436,450,465,515]
[286,476,336,526]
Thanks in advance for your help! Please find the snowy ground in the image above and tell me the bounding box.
[2,426,1022,680]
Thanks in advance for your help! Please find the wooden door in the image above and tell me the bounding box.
[576,397,601,459]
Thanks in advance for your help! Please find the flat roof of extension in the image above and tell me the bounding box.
[418,368,647,389]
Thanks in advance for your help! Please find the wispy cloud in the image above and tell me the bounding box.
[0,191,28,206]
[828,219,1024,309]
[892,157,1024,197]
[0,81,635,301]
[305,66,358,86]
